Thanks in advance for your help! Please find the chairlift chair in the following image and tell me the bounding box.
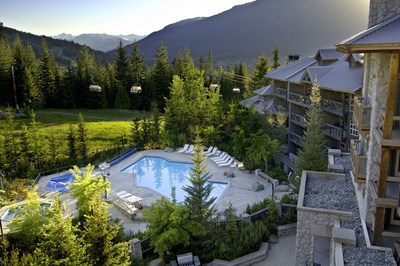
[89,84,101,92]
[130,85,142,94]
[233,88,240,93]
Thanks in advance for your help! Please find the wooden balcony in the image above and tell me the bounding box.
[289,92,311,107]
[322,123,343,140]
[321,98,344,116]
[350,140,367,183]
[353,97,372,135]
[274,87,287,99]
[374,127,400,148]
[290,132,305,147]
[290,113,305,127]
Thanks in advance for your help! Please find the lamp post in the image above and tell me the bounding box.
[99,162,110,199]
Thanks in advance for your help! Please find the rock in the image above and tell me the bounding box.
[252,181,265,192]
[163,147,175,153]
[275,185,289,192]
[224,171,235,178]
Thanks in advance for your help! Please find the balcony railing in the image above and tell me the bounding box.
[289,92,311,107]
[290,113,305,127]
[274,87,287,99]
[353,97,372,133]
[322,123,343,140]
[373,109,400,148]
[290,132,305,147]
[321,98,344,116]
[350,139,367,183]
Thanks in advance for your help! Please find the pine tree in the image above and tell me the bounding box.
[38,39,58,107]
[76,113,88,163]
[149,42,171,108]
[34,199,88,265]
[115,40,130,92]
[249,53,271,98]
[272,46,281,70]
[70,164,110,220]
[82,197,130,266]
[129,43,146,109]
[114,84,130,109]
[294,83,327,187]
[183,136,216,229]
[67,123,76,162]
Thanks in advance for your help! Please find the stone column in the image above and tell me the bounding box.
[130,238,143,259]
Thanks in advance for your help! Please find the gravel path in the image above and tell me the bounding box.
[304,154,395,265]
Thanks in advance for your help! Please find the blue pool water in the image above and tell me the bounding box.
[121,156,228,203]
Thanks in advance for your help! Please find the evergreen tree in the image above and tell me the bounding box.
[9,190,50,252]
[272,46,280,70]
[82,197,130,266]
[34,199,88,265]
[294,83,327,187]
[149,42,171,108]
[38,39,58,107]
[70,164,110,220]
[0,31,13,106]
[114,40,130,93]
[249,53,271,97]
[67,124,77,163]
[76,45,99,108]
[183,136,216,229]
[142,198,202,261]
[114,85,130,109]
[76,113,88,164]
[129,43,146,109]
[246,129,279,172]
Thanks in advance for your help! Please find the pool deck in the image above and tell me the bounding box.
[34,149,288,234]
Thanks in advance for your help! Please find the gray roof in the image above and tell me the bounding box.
[266,56,316,81]
[253,85,274,96]
[337,13,400,53]
[315,48,343,61]
[239,95,276,115]
[266,49,362,93]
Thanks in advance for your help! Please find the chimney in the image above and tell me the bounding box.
[288,53,300,63]
[368,0,400,28]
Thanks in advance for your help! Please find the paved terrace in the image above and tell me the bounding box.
[36,149,284,234]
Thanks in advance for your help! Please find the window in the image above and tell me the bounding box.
[349,119,358,136]
[349,94,354,112]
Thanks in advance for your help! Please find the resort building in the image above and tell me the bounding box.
[264,48,363,160]
[239,85,276,114]
[336,0,400,248]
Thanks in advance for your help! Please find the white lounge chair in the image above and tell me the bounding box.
[202,146,214,155]
[178,144,190,153]
[218,157,234,167]
[206,147,219,157]
[211,152,228,162]
[214,155,232,164]
[184,145,195,154]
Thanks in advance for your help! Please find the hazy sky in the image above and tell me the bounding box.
[1,0,254,36]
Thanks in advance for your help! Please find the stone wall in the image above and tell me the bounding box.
[363,53,391,223]
[295,210,336,265]
[369,0,400,27]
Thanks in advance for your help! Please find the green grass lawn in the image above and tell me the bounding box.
[0,108,154,151]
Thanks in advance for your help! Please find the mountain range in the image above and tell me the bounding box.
[52,33,146,52]
[6,0,369,67]
[113,0,369,66]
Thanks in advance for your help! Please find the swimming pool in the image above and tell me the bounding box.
[121,156,228,203]
[0,201,53,222]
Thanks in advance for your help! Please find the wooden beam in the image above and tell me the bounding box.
[382,53,399,139]
[375,197,398,208]
[373,206,385,246]
[377,148,390,197]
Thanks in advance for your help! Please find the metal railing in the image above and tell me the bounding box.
[274,87,287,99]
